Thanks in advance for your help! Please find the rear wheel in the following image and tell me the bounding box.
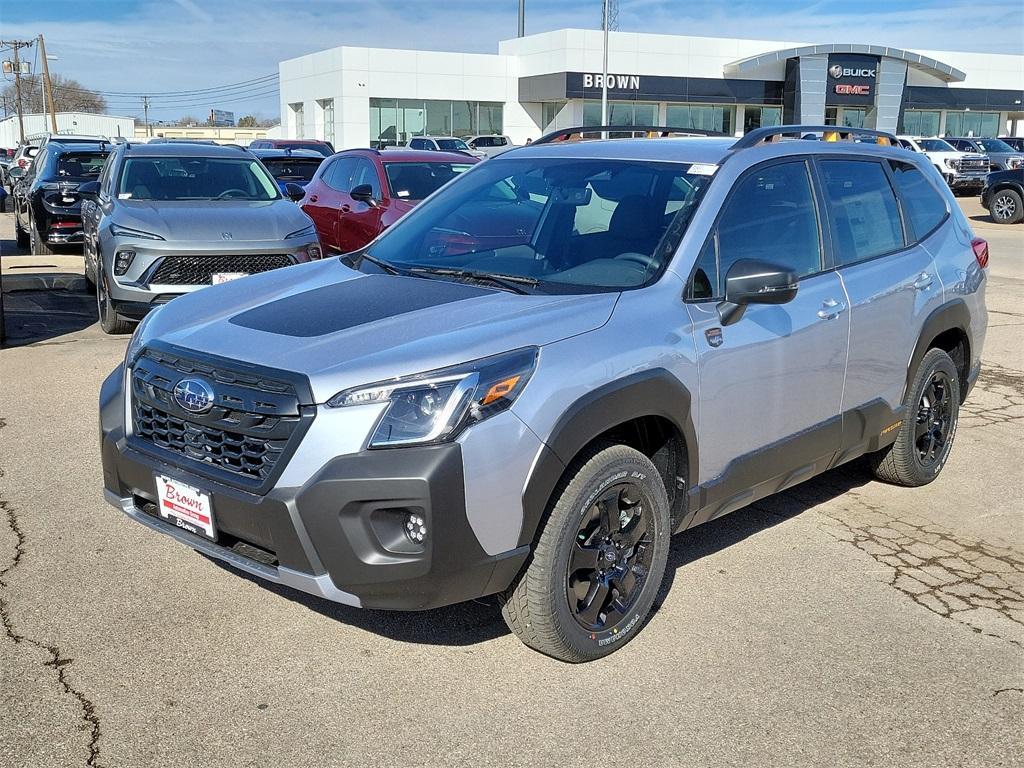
[15,214,29,249]
[870,348,960,487]
[29,215,56,256]
[501,443,671,662]
[96,265,134,335]
[990,189,1023,224]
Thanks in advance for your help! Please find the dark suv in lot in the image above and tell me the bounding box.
[101,125,987,662]
[14,139,111,254]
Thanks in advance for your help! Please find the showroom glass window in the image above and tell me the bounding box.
[582,101,658,128]
[369,99,504,147]
[945,110,1000,138]
[689,160,821,299]
[900,110,941,137]
[742,106,782,134]
[290,102,305,138]
[318,99,335,146]
[666,104,735,135]
[888,160,948,241]
[819,160,905,266]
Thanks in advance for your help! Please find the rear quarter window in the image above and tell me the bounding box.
[888,160,948,241]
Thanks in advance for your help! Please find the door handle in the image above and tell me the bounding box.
[308,195,318,203]
[912,272,933,291]
[817,297,847,320]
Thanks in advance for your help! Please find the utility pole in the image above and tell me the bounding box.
[142,96,151,137]
[601,0,609,137]
[2,40,31,144]
[38,34,58,133]
[518,0,525,37]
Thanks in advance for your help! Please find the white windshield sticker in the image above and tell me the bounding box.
[118,193,132,199]
[688,163,718,176]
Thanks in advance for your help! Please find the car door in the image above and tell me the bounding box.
[817,157,948,459]
[302,156,355,252]
[335,157,385,253]
[684,158,850,522]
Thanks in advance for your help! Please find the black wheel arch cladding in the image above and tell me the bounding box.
[908,299,973,402]
[519,368,697,548]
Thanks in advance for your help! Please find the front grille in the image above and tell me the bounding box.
[956,158,988,172]
[148,254,294,285]
[130,347,311,487]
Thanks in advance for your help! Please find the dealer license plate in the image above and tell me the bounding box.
[155,475,216,540]
[212,272,248,285]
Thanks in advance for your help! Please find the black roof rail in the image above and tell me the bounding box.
[732,125,899,149]
[533,125,727,145]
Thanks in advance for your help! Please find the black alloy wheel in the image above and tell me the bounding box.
[915,370,954,468]
[567,482,653,631]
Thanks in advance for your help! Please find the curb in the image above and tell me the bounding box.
[0,272,89,293]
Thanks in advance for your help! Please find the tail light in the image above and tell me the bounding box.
[17,157,28,168]
[971,237,989,269]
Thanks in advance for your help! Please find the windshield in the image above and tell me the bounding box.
[366,158,713,292]
[976,138,1015,153]
[918,139,956,152]
[272,142,333,157]
[436,139,470,152]
[383,162,473,200]
[57,151,109,179]
[260,157,323,182]
[118,157,281,201]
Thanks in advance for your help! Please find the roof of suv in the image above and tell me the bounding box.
[369,148,479,163]
[503,135,916,165]
[120,142,252,158]
[44,140,109,153]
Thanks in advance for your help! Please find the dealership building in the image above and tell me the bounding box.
[278,29,1024,149]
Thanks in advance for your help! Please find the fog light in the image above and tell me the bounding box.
[114,249,136,276]
[404,513,427,544]
[307,244,323,260]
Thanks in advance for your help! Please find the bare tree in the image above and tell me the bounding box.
[2,73,107,114]
[237,115,258,128]
[600,0,619,31]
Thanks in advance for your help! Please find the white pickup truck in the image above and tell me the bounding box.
[896,135,989,193]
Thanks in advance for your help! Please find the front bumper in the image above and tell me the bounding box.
[100,365,529,610]
[947,172,987,189]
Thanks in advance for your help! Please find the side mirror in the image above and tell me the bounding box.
[284,182,306,202]
[78,180,101,200]
[350,183,378,207]
[717,258,798,326]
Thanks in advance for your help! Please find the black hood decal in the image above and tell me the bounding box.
[229,274,492,337]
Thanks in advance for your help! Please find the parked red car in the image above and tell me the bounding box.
[300,148,478,255]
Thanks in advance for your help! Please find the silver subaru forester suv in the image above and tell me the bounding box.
[81,142,322,334]
[100,125,988,662]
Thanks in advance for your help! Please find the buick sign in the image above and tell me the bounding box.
[829,64,876,78]
[826,53,879,106]
[173,378,216,414]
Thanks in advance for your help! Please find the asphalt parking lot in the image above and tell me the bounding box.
[1,200,1021,767]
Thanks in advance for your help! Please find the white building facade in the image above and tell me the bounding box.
[0,112,135,148]
[278,29,1024,149]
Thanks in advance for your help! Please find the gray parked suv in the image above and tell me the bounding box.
[100,125,988,662]
[80,142,322,334]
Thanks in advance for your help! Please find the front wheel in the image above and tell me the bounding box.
[870,348,960,487]
[501,443,671,662]
[990,189,1023,224]
[96,266,134,335]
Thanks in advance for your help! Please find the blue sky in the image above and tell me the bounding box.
[4,0,1022,122]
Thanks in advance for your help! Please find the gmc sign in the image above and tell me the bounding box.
[826,53,879,106]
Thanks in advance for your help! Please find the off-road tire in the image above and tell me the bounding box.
[870,348,960,487]
[501,443,671,662]
[990,188,1023,225]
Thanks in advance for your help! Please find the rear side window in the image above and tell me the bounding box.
[323,157,357,192]
[819,160,904,266]
[888,161,948,241]
[689,160,822,299]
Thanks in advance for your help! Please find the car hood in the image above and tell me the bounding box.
[140,259,618,403]
[114,199,311,241]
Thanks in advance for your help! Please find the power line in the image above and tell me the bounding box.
[47,73,278,98]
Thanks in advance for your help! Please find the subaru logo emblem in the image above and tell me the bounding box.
[173,378,215,414]
[221,231,233,240]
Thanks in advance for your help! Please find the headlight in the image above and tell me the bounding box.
[124,307,159,366]
[328,347,538,447]
[110,223,165,241]
[944,158,958,169]
[285,224,317,239]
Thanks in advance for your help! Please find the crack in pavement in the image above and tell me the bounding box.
[960,363,1024,430]
[806,481,1024,651]
[0,417,105,767]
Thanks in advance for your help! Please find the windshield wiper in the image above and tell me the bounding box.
[346,251,407,276]
[407,266,538,295]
